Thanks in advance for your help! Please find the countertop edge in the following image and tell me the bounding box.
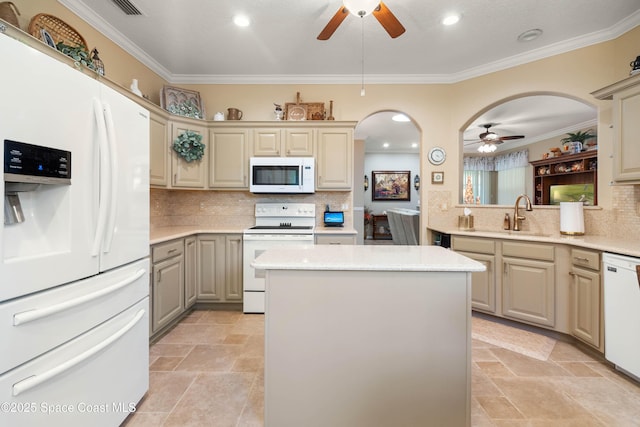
[428,226,640,258]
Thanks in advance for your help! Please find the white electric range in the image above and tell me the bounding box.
[242,202,316,313]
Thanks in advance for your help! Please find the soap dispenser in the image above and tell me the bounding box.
[503,213,511,230]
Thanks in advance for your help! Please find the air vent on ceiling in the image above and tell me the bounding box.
[111,0,143,16]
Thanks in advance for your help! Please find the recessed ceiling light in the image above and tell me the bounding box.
[411,143,418,148]
[233,14,250,27]
[442,14,460,26]
[517,28,542,42]
[392,114,410,122]
[383,142,390,148]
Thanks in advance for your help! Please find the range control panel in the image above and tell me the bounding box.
[4,139,71,184]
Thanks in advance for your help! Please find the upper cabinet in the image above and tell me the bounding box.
[316,127,354,190]
[149,111,170,187]
[209,127,249,189]
[150,120,356,191]
[592,74,640,183]
[252,128,314,157]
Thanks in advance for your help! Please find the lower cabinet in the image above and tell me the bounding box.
[150,233,243,339]
[151,239,185,335]
[452,236,497,314]
[501,241,556,327]
[196,234,243,303]
[570,248,602,350]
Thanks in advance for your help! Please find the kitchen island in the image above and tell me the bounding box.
[253,245,484,427]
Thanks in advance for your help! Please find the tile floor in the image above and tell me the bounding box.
[123,310,640,427]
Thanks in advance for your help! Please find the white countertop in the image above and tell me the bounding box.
[428,226,640,258]
[150,225,357,245]
[251,244,485,272]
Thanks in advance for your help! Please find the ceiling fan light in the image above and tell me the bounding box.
[344,0,379,17]
[484,132,498,141]
[478,143,497,153]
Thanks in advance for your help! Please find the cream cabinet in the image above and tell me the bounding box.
[593,74,640,183]
[151,239,185,335]
[452,236,497,314]
[184,236,197,309]
[315,233,356,245]
[170,120,208,188]
[316,127,354,190]
[252,128,314,157]
[149,110,170,186]
[196,234,243,302]
[569,248,602,350]
[209,128,249,189]
[501,241,555,328]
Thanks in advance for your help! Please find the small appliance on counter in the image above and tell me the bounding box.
[323,211,344,227]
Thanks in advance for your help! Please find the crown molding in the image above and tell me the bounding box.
[58,0,640,85]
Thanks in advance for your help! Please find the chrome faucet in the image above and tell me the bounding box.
[513,194,533,231]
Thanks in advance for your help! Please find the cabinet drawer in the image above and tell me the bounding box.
[315,234,356,245]
[571,248,600,271]
[502,241,554,261]
[452,236,495,254]
[152,239,184,263]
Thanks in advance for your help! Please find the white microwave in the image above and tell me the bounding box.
[249,157,315,194]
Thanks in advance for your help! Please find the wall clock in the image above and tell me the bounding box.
[428,147,446,165]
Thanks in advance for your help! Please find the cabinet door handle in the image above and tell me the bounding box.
[503,263,507,276]
[167,249,178,254]
[573,256,589,263]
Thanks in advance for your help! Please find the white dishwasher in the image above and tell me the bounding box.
[603,252,640,380]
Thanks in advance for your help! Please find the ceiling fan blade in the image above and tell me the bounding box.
[499,135,525,141]
[317,6,349,40]
[372,1,406,38]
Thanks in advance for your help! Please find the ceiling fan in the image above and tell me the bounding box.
[317,0,406,40]
[477,124,525,144]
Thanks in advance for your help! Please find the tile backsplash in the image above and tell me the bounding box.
[151,189,352,230]
[427,185,640,241]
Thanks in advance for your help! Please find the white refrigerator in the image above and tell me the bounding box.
[0,32,150,427]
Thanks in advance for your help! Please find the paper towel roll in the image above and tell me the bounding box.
[560,202,584,235]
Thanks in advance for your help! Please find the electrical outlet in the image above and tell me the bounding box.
[341,203,349,211]
[200,202,205,211]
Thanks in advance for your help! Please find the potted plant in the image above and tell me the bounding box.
[561,130,595,145]
[561,130,595,153]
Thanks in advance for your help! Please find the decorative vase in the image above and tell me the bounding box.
[130,79,142,96]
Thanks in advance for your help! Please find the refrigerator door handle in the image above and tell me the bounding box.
[12,268,147,326]
[12,308,146,397]
[91,98,112,257]
[102,103,119,253]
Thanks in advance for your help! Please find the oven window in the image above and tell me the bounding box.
[253,166,300,185]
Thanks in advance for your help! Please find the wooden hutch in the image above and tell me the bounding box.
[530,150,598,205]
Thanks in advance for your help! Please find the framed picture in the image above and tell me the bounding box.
[285,104,307,120]
[431,171,444,184]
[161,86,204,119]
[372,171,411,201]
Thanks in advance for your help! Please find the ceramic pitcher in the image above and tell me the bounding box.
[227,108,243,120]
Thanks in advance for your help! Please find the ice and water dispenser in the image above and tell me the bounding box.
[3,139,71,225]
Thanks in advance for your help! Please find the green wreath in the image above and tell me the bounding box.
[173,130,204,162]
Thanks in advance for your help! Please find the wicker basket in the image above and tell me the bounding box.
[28,13,87,48]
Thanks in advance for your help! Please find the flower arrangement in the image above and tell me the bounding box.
[173,131,204,162]
[56,42,96,71]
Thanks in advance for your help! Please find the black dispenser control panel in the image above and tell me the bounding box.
[4,139,71,184]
